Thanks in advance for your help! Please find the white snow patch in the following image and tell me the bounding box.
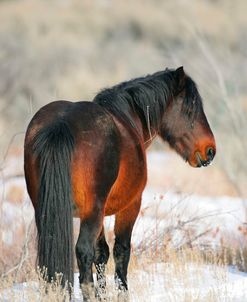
[1,265,247,301]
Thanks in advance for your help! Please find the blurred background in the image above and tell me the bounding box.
[0,0,247,281]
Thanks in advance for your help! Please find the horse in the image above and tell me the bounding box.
[24,66,216,300]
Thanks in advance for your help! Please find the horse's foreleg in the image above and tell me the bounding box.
[113,199,141,295]
[76,208,104,301]
[94,227,110,298]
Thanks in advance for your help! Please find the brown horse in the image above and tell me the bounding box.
[24,67,216,300]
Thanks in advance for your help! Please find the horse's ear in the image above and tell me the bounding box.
[175,66,186,89]
[176,66,184,76]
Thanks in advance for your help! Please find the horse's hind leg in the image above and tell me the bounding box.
[113,199,141,298]
[76,207,104,301]
[94,227,110,298]
[72,122,120,300]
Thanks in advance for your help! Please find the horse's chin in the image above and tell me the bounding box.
[185,153,201,167]
[177,151,202,168]
[188,160,202,168]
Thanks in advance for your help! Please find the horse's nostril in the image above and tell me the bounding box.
[206,147,215,161]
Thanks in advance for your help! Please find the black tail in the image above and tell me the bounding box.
[33,121,74,288]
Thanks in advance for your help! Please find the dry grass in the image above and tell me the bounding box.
[0,0,247,189]
[1,245,247,302]
[0,0,246,197]
[1,1,247,300]
[1,192,247,301]
[1,174,247,300]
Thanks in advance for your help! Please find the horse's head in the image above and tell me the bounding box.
[160,67,216,167]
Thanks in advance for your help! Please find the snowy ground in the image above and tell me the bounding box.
[112,189,246,250]
[1,188,247,301]
[1,151,247,301]
[1,264,247,301]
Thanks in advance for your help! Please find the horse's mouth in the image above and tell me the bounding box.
[195,151,211,168]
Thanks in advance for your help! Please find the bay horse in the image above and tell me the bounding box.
[24,67,216,300]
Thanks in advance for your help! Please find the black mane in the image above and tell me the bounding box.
[93,69,202,132]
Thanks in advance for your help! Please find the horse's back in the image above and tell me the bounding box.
[25,101,116,139]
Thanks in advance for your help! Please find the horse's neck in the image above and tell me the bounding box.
[129,104,158,148]
[134,95,171,148]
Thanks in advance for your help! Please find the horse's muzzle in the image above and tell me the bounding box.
[195,147,216,167]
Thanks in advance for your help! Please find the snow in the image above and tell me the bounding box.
[1,151,247,301]
[1,264,247,301]
[103,189,246,250]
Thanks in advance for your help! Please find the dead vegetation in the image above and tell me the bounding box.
[1,0,247,300]
[1,239,247,301]
[0,1,246,195]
